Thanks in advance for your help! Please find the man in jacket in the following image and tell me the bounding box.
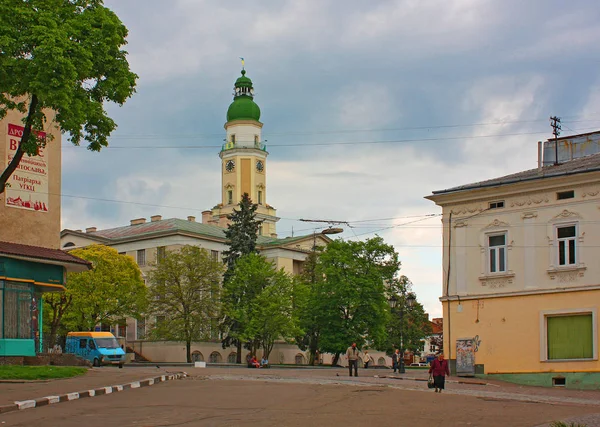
[392,349,400,373]
[346,343,359,377]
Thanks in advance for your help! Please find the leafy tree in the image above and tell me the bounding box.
[43,292,73,348]
[147,246,224,363]
[241,258,297,360]
[310,237,398,365]
[294,251,323,365]
[0,0,137,192]
[59,245,147,333]
[385,276,432,358]
[221,193,262,362]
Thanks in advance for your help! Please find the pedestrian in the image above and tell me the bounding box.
[428,353,450,393]
[391,349,400,373]
[346,342,359,377]
[362,350,371,369]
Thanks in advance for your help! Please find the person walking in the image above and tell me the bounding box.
[429,353,450,393]
[346,343,359,377]
[391,349,400,373]
[362,350,371,369]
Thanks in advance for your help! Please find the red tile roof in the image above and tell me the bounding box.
[0,241,91,267]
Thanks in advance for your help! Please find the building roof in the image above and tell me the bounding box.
[227,69,261,122]
[432,152,600,195]
[0,240,91,268]
[63,218,318,250]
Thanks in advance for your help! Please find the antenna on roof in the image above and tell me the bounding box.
[550,116,561,166]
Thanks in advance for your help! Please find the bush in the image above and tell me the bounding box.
[550,422,587,427]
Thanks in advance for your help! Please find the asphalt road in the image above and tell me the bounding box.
[1,374,598,427]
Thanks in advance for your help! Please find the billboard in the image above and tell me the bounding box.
[5,123,49,212]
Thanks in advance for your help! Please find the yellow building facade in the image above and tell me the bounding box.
[427,138,600,389]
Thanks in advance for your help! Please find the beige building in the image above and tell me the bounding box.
[60,69,393,365]
[426,131,600,388]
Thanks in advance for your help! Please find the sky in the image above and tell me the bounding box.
[60,0,600,319]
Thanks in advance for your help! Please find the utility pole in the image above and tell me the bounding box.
[550,116,561,165]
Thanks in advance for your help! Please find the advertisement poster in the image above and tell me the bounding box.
[456,338,476,376]
[5,123,49,212]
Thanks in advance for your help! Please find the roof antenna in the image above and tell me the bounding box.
[550,116,561,165]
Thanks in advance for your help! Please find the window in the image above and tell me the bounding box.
[136,318,146,340]
[231,134,236,143]
[257,190,263,205]
[137,249,146,266]
[2,282,34,339]
[227,190,233,205]
[487,234,507,273]
[489,200,504,209]
[79,339,87,349]
[557,225,576,266]
[118,252,126,255]
[547,314,593,360]
[156,246,166,262]
[557,190,575,200]
[211,250,219,261]
[254,135,258,143]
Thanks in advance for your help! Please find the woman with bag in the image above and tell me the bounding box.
[428,353,450,393]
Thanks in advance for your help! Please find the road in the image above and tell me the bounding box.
[2,368,599,426]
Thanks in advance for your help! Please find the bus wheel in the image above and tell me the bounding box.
[118,363,124,369]
[93,358,100,367]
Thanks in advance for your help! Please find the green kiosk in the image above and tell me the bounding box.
[0,241,90,356]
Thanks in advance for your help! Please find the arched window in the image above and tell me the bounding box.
[378,357,386,366]
[209,351,222,363]
[295,354,305,365]
[63,242,75,248]
[192,351,204,362]
[227,352,237,363]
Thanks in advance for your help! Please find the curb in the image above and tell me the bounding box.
[0,372,187,415]
[381,375,488,386]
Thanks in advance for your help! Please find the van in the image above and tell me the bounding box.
[65,332,126,368]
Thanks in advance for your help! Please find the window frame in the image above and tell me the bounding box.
[137,249,146,266]
[488,200,505,209]
[486,232,507,274]
[555,223,577,267]
[539,308,597,362]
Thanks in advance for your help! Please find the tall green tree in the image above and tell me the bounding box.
[234,255,297,360]
[147,246,224,363]
[310,237,398,365]
[385,276,432,356]
[221,193,262,362]
[54,245,147,334]
[294,251,323,365]
[0,0,137,192]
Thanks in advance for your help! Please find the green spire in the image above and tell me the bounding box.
[227,69,261,122]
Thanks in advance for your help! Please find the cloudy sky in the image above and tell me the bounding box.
[61,0,600,318]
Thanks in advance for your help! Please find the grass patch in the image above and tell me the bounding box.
[550,422,587,427]
[0,365,88,380]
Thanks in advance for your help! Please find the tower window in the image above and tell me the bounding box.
[254,135,258,143]
[231,134,236,144]
[258,191,263,205]
[227,190,233,205]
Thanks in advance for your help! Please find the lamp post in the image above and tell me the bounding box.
[389,292,416,374]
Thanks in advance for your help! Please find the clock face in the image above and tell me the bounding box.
[256,160,264,172]
[225,160,235,172]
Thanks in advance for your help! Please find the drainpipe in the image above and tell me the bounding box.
[445,211,453,362]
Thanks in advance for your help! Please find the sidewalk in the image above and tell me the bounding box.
[0,366,178,407]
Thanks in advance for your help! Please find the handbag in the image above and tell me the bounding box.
[427,375,435,389]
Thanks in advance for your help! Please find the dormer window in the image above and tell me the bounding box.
[557,190,574,200]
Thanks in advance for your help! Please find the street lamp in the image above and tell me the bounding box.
[389,292,416,374]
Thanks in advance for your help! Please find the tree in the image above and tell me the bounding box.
[385,276,432,358]
[58,245,147,333]
[0,0,137,193]
[43,292,73,348]
[147,246,224,363]
[221,193,262,362]
[294,251,323,365]
[222,193,262,281]
[239,256,297,360]
[309,237,398,365]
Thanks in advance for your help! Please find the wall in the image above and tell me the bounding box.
[444,289,600,374]
[0,109,62,249]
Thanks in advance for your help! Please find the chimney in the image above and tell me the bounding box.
[75,229,82,233]
[150,215,162,222]
[201,211,213,224]
[130,218,146,226]
[187,215,196,222]
[86,227,97,233]
[537,140,543,170]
